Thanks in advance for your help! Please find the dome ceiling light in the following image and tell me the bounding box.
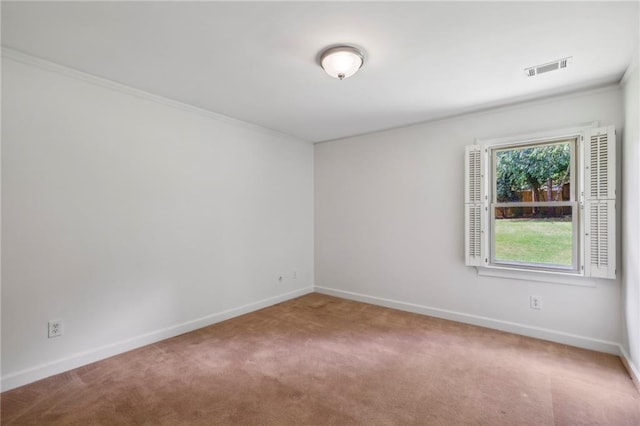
[319,45,365,80]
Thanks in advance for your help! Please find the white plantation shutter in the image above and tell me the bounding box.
[465,145,484,266]
[584,126,616,279]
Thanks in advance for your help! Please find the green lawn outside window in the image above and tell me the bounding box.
[494,219,572,266]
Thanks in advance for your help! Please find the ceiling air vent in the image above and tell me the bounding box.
[524,57,572,77]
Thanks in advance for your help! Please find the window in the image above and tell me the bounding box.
[492,139,577,272]
[465,125,616,280]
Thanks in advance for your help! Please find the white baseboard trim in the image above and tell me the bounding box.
[1,286,313,392]
[619,345,640,392]
[314,286,621,355]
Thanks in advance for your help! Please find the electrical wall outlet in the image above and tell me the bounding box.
[530,296,542,310]
[48,320,63,338]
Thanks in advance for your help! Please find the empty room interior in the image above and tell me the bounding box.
[2,1,640,424]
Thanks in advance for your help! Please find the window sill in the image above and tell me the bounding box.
[476,265,597,287]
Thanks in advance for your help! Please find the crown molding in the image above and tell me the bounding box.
[1,47,308,144]
[316,82,621,145]
[621,44,639,85]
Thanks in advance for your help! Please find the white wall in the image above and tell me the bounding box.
[2,48,634,392]
[622,56,640,384]
[315,86,624,352]
[1,54,314,390]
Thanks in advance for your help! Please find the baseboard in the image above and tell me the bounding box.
[314,286,621,355]
[4,285,630,393]
[1,286,313,392]
[619,345,640,392]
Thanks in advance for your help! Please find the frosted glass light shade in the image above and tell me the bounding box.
[320,46,364,80]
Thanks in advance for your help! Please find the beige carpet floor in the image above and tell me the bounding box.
[2,293,639,425]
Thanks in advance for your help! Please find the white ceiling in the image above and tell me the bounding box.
[2,1,638,142]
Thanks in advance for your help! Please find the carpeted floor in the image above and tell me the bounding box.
[2,293,639,425]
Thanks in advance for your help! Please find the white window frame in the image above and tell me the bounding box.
[490,137,579,273]
[464,123,616,285]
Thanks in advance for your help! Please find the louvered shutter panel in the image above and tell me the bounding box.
[584,126,616,279]
[465,145,483,266]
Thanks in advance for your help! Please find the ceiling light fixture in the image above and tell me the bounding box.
[319,45,365,80]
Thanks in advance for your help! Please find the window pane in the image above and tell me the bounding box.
[494,206,573,267]
[495,142,572,203]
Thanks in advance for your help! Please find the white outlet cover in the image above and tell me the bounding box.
[530,296,542,310]
[48,320,63,338]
